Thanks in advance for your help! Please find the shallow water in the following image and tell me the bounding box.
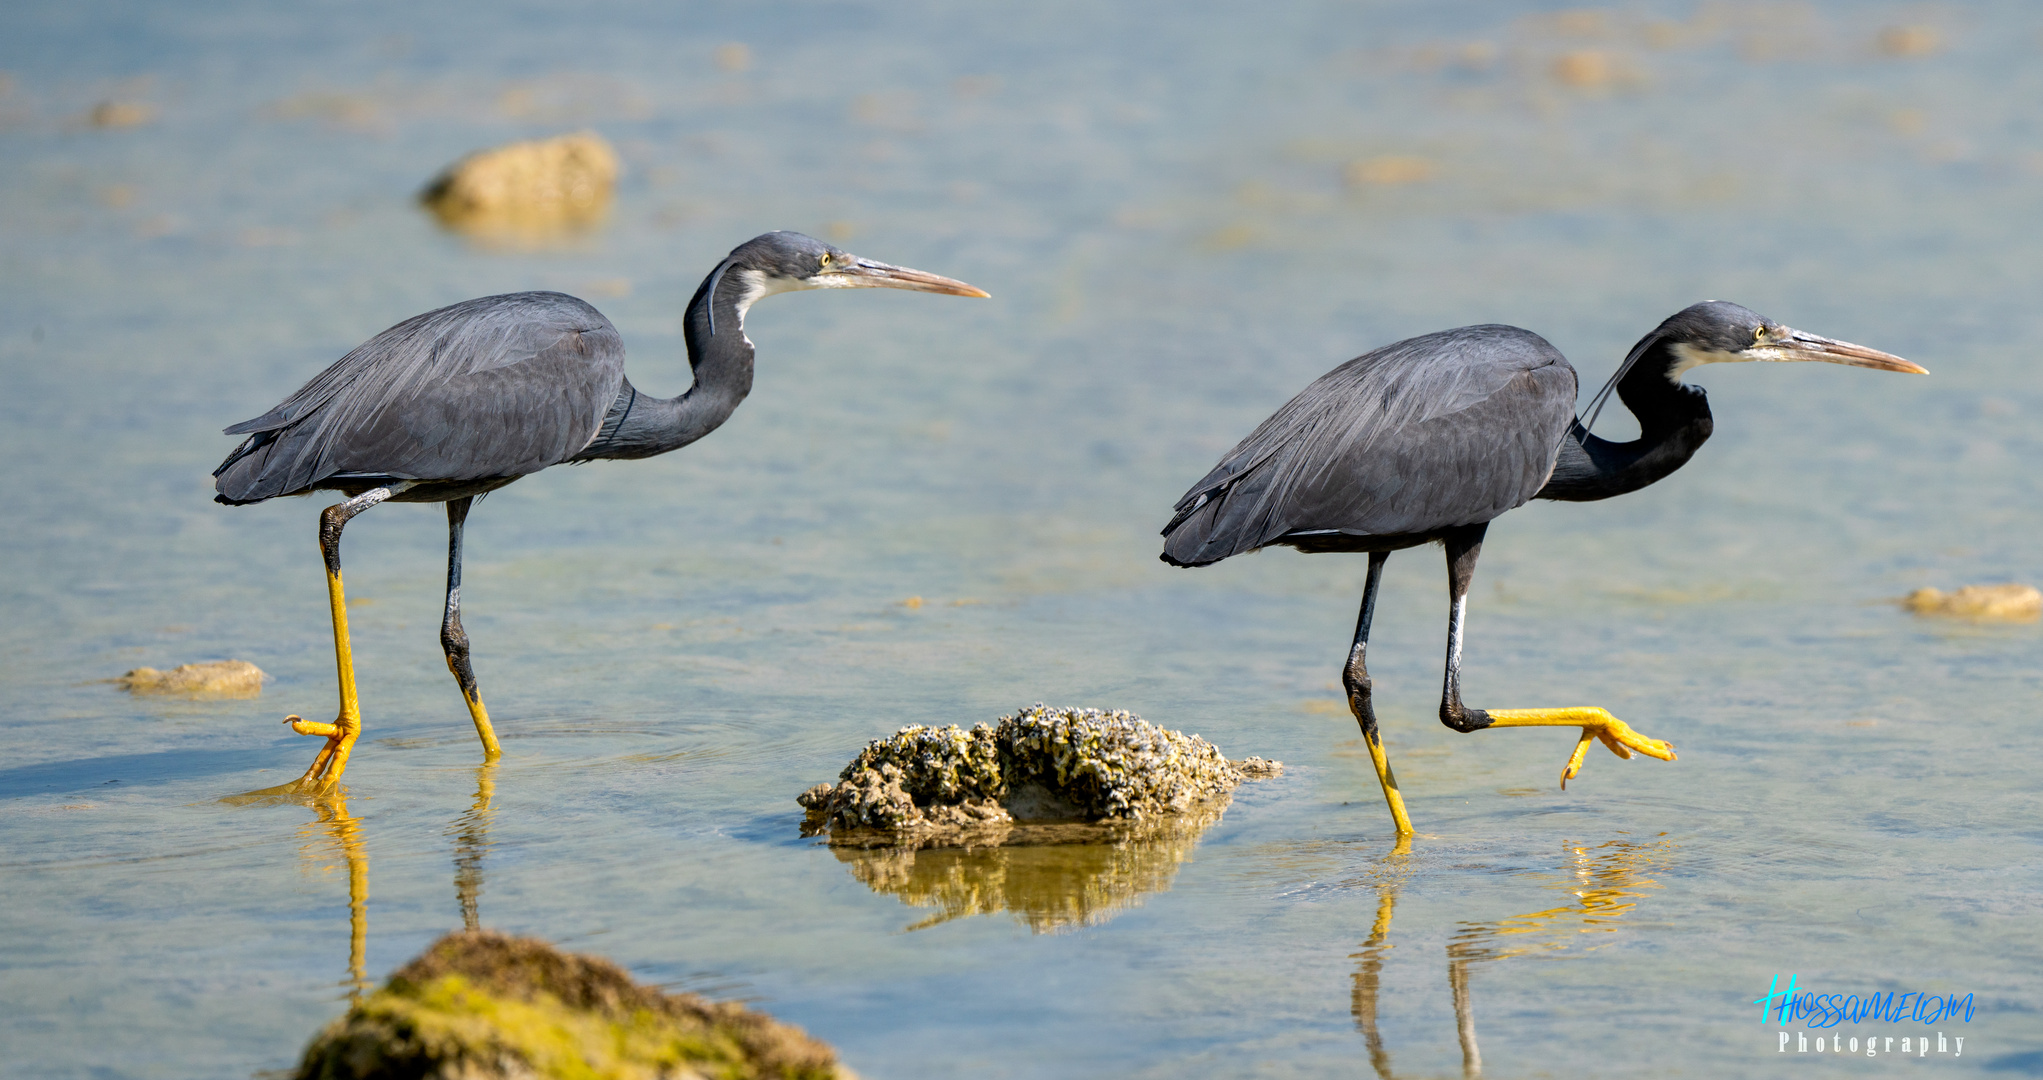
[3,1,2040,1076]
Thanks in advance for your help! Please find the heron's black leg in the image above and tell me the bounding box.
[1345,551,1412,836]
[284,483,409,790]
[1438,524,1493,734]
[1432,522,1677,789]
[441,497,503,761]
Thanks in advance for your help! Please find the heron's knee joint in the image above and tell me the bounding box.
[1439,704,1491,733]
[319,503,351,537]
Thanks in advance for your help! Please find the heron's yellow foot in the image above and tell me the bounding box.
[283,714,360,791]
[1481,707,1675,789]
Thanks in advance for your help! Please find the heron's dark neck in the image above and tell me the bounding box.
[1536,339,1713,502]
[576,265,759,461]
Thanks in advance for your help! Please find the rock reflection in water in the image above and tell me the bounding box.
[830,798,1229,933]
[1350,835,1675,1079]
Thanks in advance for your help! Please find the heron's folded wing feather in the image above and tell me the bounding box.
[317,329,624,480]
[214,292,625,501]
[1270,365,1575,538]
[1163,325,1577,564]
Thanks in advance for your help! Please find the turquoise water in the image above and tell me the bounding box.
[2,2,2039,1075]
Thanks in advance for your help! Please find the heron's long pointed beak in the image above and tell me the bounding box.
[829,257,990,298]
[1771,327,1927,374]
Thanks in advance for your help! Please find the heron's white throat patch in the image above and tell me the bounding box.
[732,269,806,319]
[724,269,812,346]
[1666,341,1786,382]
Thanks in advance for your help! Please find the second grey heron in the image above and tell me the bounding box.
[1161,302,1924,835]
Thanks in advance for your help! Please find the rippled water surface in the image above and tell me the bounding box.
[4,2,2041,1076]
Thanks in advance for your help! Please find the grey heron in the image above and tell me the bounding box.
[216,231,987,791]
[1161,302,1924,835]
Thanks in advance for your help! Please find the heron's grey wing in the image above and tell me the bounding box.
[215,292,625,503]
[1161,325,1577,566]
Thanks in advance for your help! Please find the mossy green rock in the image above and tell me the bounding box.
[293,930,850,1080]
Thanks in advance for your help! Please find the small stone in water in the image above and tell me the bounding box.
[117,659,265,698]
[1901,584,2042,622]
[89,101,156,128]
[420,131,618,237]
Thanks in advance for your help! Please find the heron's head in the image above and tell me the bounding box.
[725,231,989,303]
[1655,300,1926,381]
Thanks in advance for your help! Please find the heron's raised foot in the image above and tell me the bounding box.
[1479,707,1675,790]
[282,713,360,792]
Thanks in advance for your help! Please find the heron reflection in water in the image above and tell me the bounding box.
[1349,835,1676,1078]
[230,766,501,1001]
[450,765,498,931]
[286,792,372,1002]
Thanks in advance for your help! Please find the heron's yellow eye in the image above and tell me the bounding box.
[819,252,836,269]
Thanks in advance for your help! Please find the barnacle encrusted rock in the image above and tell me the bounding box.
[1001,704,1249,818]
[1902,584,2043,621]
[798,705,1280,842]
[116,659,265,698]
[1235,756,1283,779]
[292,930,850,1080]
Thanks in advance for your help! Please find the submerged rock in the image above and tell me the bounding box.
[89,100,156,128]
[293,930,850,1080]
[420,131,618,240]
[117,659,264,698]
[1901,584,2042,622]
[798,704,1280,843]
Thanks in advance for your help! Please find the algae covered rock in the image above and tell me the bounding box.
[798,704,1280,842]
[116,659,265,698]
[1902,584,2042,622]
[293,930,849,1080]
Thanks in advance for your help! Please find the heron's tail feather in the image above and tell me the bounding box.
[1160,495,1229,566]
[213,432,286,504]
[1160,472,1283,567]
[213,424,330,504]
